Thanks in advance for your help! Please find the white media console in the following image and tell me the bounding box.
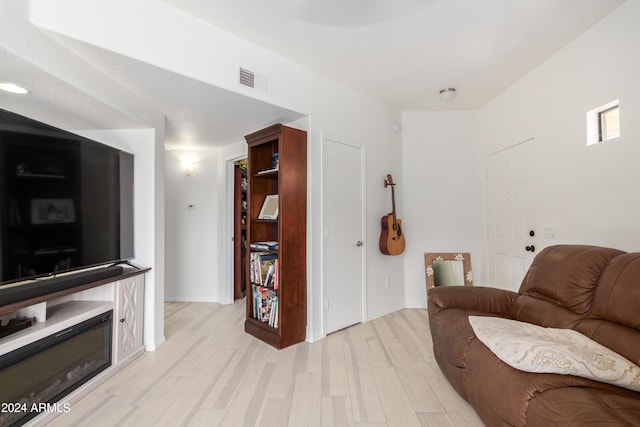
[0,266,148,426]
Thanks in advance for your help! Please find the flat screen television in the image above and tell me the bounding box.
[0,108,134,288]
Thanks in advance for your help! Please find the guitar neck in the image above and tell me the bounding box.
[390,185,397,226]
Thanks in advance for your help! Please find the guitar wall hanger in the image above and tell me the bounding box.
[379,174,406,255]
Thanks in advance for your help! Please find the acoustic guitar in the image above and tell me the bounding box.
[379,174,405,255]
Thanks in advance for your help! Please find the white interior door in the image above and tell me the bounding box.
[324,137,364,334]
[487,138,537,291]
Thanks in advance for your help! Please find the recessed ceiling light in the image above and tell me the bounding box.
[0,82,30,94]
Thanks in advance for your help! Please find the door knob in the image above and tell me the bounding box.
[525,245,535,252]
[356,241,364,247]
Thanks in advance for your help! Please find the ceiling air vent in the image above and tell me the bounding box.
[238,66,271,95]
[239,67,255,88]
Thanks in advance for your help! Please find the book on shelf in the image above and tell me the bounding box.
[250,252,258,284]
[250,241,278,251]
[273,259,279,290]
[264,263,276,288]
[255,153,279,175]
[270,298,278,328]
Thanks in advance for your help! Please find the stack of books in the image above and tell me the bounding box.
[250,252,279,289]
[252,285,278,328]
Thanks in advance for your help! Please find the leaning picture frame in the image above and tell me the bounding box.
[31,198,76,224]
[258,194,279,220]
[424,252,473,290]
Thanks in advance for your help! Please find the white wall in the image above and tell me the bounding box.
[401,112,481,307]
[477,1,640,256]
[164,147,221,302]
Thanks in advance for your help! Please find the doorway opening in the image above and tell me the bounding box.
[233,159,248,300]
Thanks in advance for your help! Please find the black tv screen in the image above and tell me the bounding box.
[0,108,134,286]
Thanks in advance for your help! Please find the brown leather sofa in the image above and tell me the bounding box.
[428,245,640,426]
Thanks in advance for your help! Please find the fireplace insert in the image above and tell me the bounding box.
[0,310,112,426]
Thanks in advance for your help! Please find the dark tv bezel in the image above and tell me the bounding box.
[0,108,135,288]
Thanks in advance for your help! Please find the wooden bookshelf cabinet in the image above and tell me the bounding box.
[244,124,307,349]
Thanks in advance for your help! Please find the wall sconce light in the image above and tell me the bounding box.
[181,158,198,176]
[439,87,457,101]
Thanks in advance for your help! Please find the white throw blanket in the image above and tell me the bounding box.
[468,315,640,392]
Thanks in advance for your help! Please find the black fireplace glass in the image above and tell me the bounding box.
[0,310,112,426]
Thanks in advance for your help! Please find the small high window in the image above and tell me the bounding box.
[599,105,620,142]
[587,100,620,146]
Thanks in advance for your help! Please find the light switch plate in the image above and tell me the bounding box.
[543,227,556,238]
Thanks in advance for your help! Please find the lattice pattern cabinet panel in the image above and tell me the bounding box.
[114,275,144,363]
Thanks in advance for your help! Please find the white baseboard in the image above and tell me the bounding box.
[366,304,406,322]
[146,335,166,351]
[164,296,217,303]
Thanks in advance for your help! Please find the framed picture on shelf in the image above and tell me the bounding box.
[258,194,279,220]
[31,198,76,224]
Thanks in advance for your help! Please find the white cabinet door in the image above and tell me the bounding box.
[114,275,144,364]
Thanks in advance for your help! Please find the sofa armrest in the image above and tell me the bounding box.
[428,286,519,317]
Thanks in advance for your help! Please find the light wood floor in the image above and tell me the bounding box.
[47,300,484,426]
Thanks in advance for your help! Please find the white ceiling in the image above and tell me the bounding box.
[0,0,626,148]
[163,0,625,110]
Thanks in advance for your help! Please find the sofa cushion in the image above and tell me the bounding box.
[427,286,520,398]
[527,387,640,427]
[463,338,599,427]
[469,316,640,392]
[575,319,640,367]
[427,304,506,397]
[428,286,518,317]
[510,294,584,328]
[591,253,640,330]
[517,245,624,315]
